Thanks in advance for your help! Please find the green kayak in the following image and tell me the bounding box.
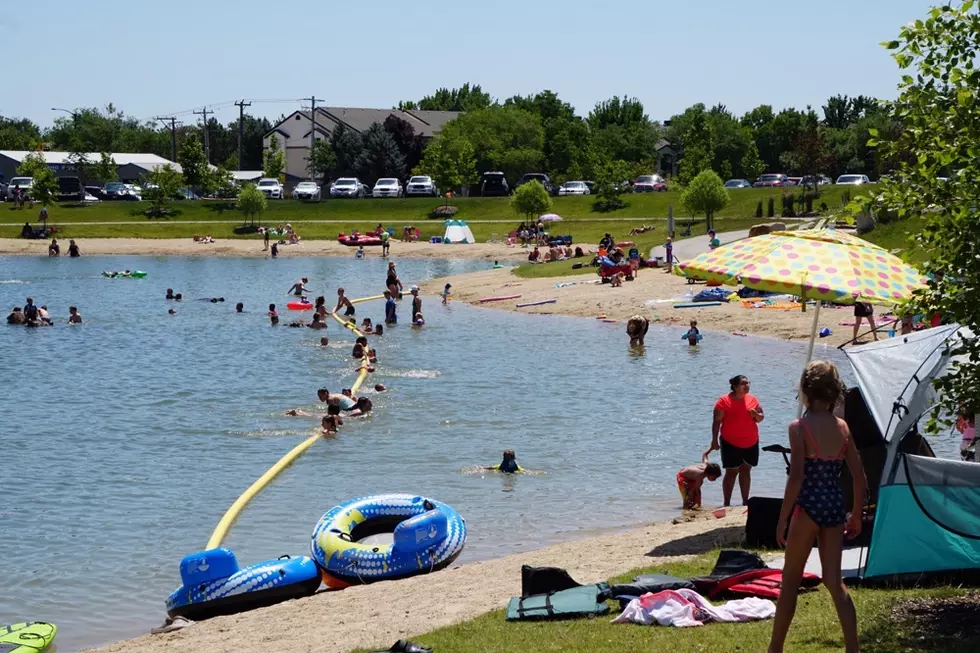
[0,622,57,652]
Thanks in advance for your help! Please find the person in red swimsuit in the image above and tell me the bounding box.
[704,375,765,506]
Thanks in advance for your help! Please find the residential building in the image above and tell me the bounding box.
[0,150,183,184]
[263,107,461,181]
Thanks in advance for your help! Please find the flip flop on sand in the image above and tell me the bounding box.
[370,640,432,653]
[150,616,194,634]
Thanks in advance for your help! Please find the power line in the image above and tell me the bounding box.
[155,117,179,162]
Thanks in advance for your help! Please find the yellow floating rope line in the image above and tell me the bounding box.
[205,293,384,550]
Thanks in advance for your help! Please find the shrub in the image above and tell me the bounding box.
[755,200,763,218]
[680,170,729,231]
[767,197,775,218]
[511,180,551,222]
[782,192,796,218]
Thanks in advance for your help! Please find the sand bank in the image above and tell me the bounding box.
[85,512,744,653]
[422,266,898,348]
[0,238,526,261]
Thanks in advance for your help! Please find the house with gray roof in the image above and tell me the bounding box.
[263,107,461,181]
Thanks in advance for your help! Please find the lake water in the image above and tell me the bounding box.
[2,254,858,651]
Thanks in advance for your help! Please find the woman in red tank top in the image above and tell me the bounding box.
[704,374,764,506]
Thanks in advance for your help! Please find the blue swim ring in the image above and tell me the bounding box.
[311,493,466,588]
[166,548,320,620]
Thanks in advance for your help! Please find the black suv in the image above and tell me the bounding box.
[515,173,555,195]
[57,176,84,202]
[480,171,510,196]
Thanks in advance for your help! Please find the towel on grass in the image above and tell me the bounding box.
[611,588,775,627]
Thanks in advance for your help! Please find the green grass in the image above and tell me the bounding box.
[0,186,855,242]
[353,551,979,653]
[860,217,928,264]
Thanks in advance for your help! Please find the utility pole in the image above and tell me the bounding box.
[193,106,211,163]
[234,100,251,171]
[156,117,178,162]
[306,96,320,180]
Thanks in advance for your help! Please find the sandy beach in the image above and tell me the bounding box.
[0,237,528,262]
[421,267,892,349]
[85,512,745,653]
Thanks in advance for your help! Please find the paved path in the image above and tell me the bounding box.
[649,229,751,262]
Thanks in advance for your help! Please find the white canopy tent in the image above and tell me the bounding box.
[443,219,475,244]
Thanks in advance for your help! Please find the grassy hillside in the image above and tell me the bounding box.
[0,186,857,242]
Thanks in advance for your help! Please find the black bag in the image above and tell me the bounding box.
[745,499,785,549]
[609,573,695,604]
[521,565,582,598]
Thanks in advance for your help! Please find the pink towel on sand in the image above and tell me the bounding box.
[611,588,775,627]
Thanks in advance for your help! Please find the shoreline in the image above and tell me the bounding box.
[0,237,528,261]
[0,237,894,346]
[84,511,746,653]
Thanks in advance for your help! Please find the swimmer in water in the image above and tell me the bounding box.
[68,306,82,324]
[284,408,309,416]
[367,347,378,363]
[484,450,521,474]
[683,319,701,346]
[318,388,355,410]
[347,397,373,417]
[236,302,244,313]
[270,314,279,325]
[166,288,175,300]
[287,277,310,296]
[374,383,386,392]
[335,287,355,316]
[361,317,373,333]
[174,293,183,302]
[320,336,329,347]
[352,336,368,358]
[374,324,384,336]
[410,285,422,317]
[413,312,425,326]
[321,415,340,435]
[169,308,177,315]
[268,303,277,316]
[626,315,649,346]
[308,313,326,329]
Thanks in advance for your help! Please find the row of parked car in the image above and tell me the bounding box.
[724,174,873,189]
[0,176,201,203]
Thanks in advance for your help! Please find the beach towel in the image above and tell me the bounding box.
[611,588,775,627]
[694,288,730,303]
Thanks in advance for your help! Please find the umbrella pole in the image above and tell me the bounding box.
[798,301,822,417]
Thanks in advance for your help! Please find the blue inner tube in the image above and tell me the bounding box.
[166,549,320,620]
[311,494,466,585]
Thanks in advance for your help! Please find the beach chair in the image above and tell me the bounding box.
[412,228,421,242]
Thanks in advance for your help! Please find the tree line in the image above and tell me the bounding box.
[0,86,896,193]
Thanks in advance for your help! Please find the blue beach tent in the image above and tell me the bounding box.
[844,325,980,584]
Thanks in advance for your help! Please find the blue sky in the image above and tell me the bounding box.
[2,0,934,127]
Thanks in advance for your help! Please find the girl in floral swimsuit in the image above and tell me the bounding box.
[768,360,867,653]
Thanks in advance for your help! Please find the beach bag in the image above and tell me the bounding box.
[610,574,696,609]
[521,565,582,598]
[506,583,611,621]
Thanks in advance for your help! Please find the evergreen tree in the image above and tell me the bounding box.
[355,123,406,184]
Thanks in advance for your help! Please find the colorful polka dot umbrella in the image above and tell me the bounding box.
[677,229,926,306]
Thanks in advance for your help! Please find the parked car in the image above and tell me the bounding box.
[123,184,143,201]
[57,176,84,202]
[85,185,106,200]
[753,173,790,188]
[292,181,321,201]
[6,176,33,201]
[836,174,870,185]
[800,174,833,187]
[372,178,403,198]
[633,175,667,192]
[82,192,100,202]
[330,177,365,198]
[583,180,595,193]
[480,171,510,196]
[405,175,438,197]
[256,178,284,199]
[104,181,129,200]
[786,177,803,186]
[515,173,554,195]
[558,180,590,196]
[176,188,200,200]
[724,179,752,189]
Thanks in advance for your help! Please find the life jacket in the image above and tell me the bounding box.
[691,550,821,600]
[506,583,610,621]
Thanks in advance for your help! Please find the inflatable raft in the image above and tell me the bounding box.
[166,549,321,620]
[287,301,313,311]
[0,622,57,652]
[102,270,147,278]
[338,235,383,247]
[311,494,466,588]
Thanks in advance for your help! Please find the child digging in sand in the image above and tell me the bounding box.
[677,462,721,509]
